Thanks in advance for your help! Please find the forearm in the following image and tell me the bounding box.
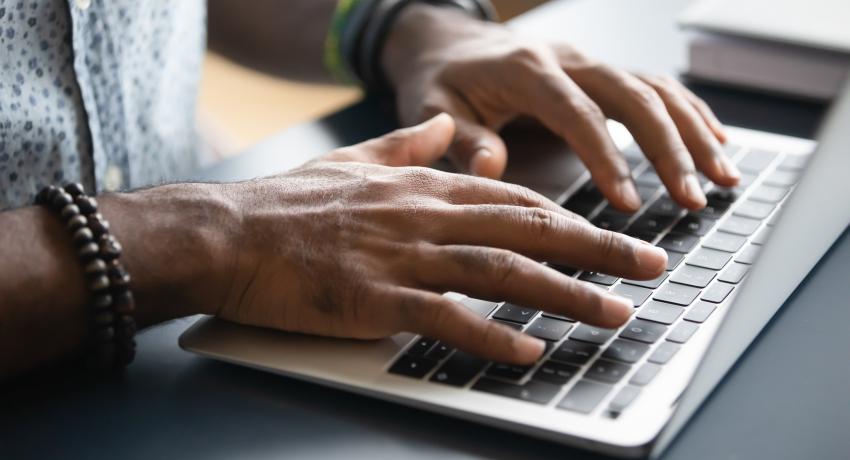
[0,183,238,379]
[207,0,338,83]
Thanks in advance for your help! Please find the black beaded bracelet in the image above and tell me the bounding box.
[35,183,137,371]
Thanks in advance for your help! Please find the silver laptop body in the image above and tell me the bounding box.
[179,85,850,458]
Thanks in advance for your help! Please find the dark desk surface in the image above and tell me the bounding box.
[3,1,848,459]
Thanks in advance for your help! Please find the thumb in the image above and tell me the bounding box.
[449,117,508,179]
[330,113,456,167]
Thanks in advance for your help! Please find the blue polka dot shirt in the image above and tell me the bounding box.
[0,0,205,210]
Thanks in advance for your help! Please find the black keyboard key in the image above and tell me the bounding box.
[608,385,641,414]
[647,196,683,217]
[586,359,631,384]
[653,283,700,306]
[626,230,659,243]
[558,380,612,414]
[389,354,438,379]
[493,319,523,331]
[620,319,667,344]
[408,337,437,356]
[486,362,532,381]
[670,265,716,288]
[550,264,578,276]
[687,247,732,270]
[648,342,681,365]
[665,250,685,271]
[570,324,617,344]
[563,199,598,217]
[630,363,661,386]
[673,214,717,236]
[719,215,761,236]
[737,149,778,173]
[629,213,677,235]
[622,272,668,289]
[657,232,699,254]
[611,283,653,307]
[492,303,538,324]
[684,301,717,323]
[592,209,632,232]
[706,188,741,203]
[602,339,649,363]
[533,360,580,385]
[736,244,761,264]
[578,271,619,286]
[667,322,699,344]
[718,262,749,284]
[734,200,775,220]
[573,183,605,203]
[764,170,798,187]
[751,226,773,245]
[701,282,734,303]
[472,377,561,405]
[636,300,683,325]
[750,184,789,203]
[430,351,488,386]
[696,199,730,219]
[551,339,599,364]
[461,297,500,317]
[702,232,747,253]
[526,316,573,341]
[425,342,455,360]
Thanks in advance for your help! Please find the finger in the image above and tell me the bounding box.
[413,244,634,329]
[639,76,740,187]
[393,287,545,364]
[509,67,643,212]
[324,113,456,167]
[568,66,707,209]
[429,204,667,279]
[667,78,728,144]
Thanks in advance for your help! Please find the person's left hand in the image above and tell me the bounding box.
[383,4,741,212]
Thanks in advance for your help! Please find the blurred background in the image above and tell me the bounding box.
[197,0,548,158]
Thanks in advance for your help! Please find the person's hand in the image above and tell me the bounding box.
[213,114,667,365]
[383,5,741,212]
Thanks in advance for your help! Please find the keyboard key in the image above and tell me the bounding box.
[570,324,616,344]
[684,301,717,323]
[647,196,683,217]
[608,385,641,413]
[736,244,761,264]
[578,271,619,286]
[493,319,523,331]
[492,303,538,324]
[592,209,632,232]
[626,230,658,242]
[636,169,663,187]
[673,214,717,236]
[526,316,573,341]
[751,226,773,245]
[611,283,653,307]
[629,213,677,234]
[671,265,717,288]
[389,354,438,379]
[750,184,789,203]
[563,200,598,217]
[558,380,612,414]
[667,322,699,344]
[425,342,455,360]
[430,351,488,386]
[687,247,732,270]
[718,215,761,236]
[737,149,778,173]
[620,319,667,343]
[622,272,668,289]
[570,182,605,204]
[702,232,747,253]
[735,173,758,191]
[665,250,685,271]
[486,362,532,381]
[658,232,700,254]
[551,339,599,364]
[653,283,701,306]
[637,185,659,202]
[541,312,576,322]
[550,264,578,276]
[602,339,650,363]
[701,282,734,303]
[533,360,580,385]
[586,359,631,384]
[764,170,798,187]
[636,300,683,325]
[734,200,775,220]
[461,297,500,318]
[648,342,681,364]
[630,363,661,386]
[718,262,749,284]
[706,188,741,204]
[778,154,808,171]
[408,337,437,356]
[695,200,730,219]
[472,378,561,405]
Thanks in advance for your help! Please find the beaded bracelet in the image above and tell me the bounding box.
[35,183,137,371]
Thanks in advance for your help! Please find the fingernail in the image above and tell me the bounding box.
[717,154,741,180]
[618,180,642,211]
[516,334,546,362]
[683,173,707,207]
[470,148,492,176]
[636,241,668,274]
[601,294,634,325]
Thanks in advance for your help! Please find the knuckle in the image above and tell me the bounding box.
[524,207,556,240]
[569,99,606,124]
[507,45,549,72]
[595,228,623,260]
[485,249,520,285]
[629,82,665,110]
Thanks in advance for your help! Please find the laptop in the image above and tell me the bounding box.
[179,84,850,458]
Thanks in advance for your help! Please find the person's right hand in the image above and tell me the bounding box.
[212,114,668,365]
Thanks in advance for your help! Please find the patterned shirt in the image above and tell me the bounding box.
[0,0,206,210]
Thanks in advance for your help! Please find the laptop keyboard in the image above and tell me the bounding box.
[386,141,810,418]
